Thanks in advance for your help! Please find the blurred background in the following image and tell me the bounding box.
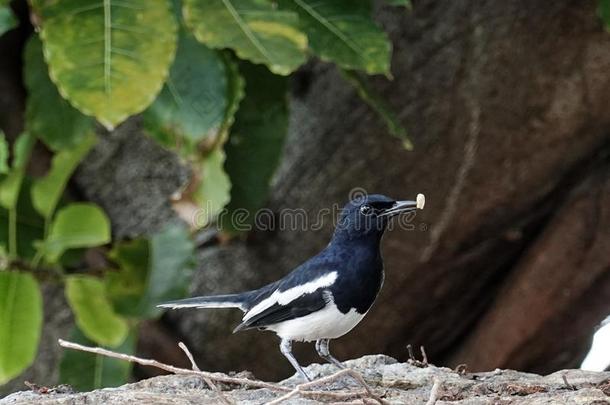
[1,0,610,396]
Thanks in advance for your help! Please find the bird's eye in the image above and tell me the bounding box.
[360,205,373,215]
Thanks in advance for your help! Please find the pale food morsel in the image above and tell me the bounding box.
[416,193,425,210]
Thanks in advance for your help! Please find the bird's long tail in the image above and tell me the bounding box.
[157,294,248,312]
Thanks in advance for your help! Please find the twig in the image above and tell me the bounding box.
[407,344,415,361]
[178,341,232,405]
[178,341,201,371]
[562,374,576,390]
[425,378,441,405]
[267,368,387,405]
[58,339,284,391]
[58,339,383,404]
[454,364,468,375]
[406,344,428,368]
[420,346,428,366]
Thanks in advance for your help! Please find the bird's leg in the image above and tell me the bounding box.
[280,339,311,381]
[315,339,345,369]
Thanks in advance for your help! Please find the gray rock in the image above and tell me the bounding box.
[3,355,609,404]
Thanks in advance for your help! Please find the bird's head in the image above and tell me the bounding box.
[333,193,424,242]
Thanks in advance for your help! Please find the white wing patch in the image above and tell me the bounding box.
[243,271,338,322]
[158,301,245,310]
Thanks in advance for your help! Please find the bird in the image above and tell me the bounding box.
[158,193,425,381]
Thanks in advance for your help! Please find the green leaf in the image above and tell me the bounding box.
[106,224,194,319]
[24,37,94,151]
[223,63,288,232]
[0,132,35,210]
[31,134,96,220]
[145,225,194,314]
[193,149,231,228]
[0,271,43,384]
[0,6,16,37]
[105,238,149,316]
[340,69,412,149]
[39,0,178,129]
[0,179,45,260]
[219,53,246,138]
[0,130,8,174]
[183,0,307,75]
[42,203,111,263]
[144,31,228,149]
[65,275,128,347]
[600,0,610,31]
[59,326,134,391]
[277,0,391,75]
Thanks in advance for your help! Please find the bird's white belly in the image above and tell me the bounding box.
[267,303,366,342]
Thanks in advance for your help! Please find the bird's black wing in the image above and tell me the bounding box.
[233,289,330,332]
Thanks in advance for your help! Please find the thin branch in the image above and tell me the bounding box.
[420,346,429,366]
[178,341,201,371]
[58,339,384,404]
[425,378,442,405]
[58,339,285,392]
[407,344,415,361]
[178,341,232,405]
[562,374,576,390]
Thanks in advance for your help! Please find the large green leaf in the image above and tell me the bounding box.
[0,132,35,210]
[277,0,391,75]
[106,224,194,318]
[41,203,111,263]
[65,275,128,347]
[24,37,94,151]
[0,130,8,174]
[183,0,307,75]
[340,69,412,149]
[39,0,178,129]
[0,6,16,37]
[31,134,96,220]
[0,271,43,384]
[223,63,288,232]
[59,326,134,391]
[193,149,231,228]
[144,31,228,149]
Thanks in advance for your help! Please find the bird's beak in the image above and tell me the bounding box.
[380,194,425,217]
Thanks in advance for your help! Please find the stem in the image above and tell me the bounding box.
[8,208,16,259]
[30,250,43,269]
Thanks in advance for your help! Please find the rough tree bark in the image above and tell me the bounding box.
[1,0,610,390]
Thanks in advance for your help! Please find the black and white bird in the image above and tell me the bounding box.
[158,193,425,381]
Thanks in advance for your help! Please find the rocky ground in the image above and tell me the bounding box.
[2,355,610,404]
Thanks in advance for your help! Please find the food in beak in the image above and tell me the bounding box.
[416,193,425,210]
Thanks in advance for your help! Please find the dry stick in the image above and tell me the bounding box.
[178,342,201,371]
[407,344,415,361]
[178,342,233,405]
[58,339,379,403]
[425,378,441,405]
[420,346,429,366]
[267,368,387,405]
[59,339,285,391]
